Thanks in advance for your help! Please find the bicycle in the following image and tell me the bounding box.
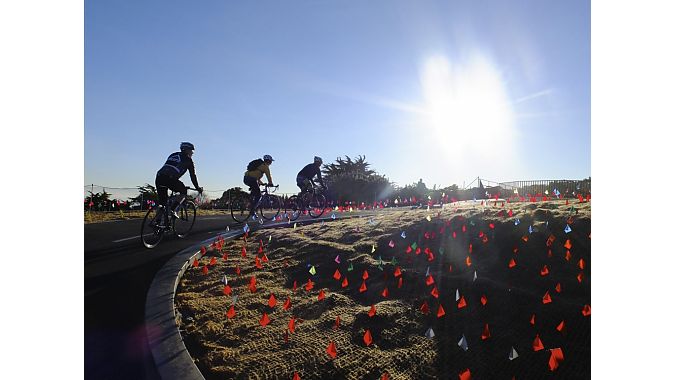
[141,187,198,248]
[229,184,282,223]
[285,182,327,221]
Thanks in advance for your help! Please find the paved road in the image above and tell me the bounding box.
[84,210,377,380]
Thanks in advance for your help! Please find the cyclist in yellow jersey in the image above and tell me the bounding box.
[243,154,275,210]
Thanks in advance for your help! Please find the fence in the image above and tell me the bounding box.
[463,177,591,199]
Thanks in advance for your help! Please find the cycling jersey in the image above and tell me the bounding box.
[244,162,273,185]
[297,163,324,186]
[157,151,200,189]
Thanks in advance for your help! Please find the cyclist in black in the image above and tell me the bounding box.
[296,156,326,195]
[244,154,275,210]
[155,142,203,226]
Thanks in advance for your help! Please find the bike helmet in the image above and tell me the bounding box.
[314,156,323,164]
[263,154,274,162]
[180,142,195,151]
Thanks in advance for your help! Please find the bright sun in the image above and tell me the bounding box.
[420,54,516,166]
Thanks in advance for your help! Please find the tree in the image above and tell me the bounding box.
[322,155,394,204]
[84,190,111,211]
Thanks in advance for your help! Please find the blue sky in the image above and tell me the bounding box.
[85,0,590,199]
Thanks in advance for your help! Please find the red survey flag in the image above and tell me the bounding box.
[437,304,446,318]
[283,297,291,310]
[268,293,277,308]
[556,320,566,332]
[457,296,467,309]
[342,277,349,288]
[582,304,591,316]
[481,323,491,340]
[223,285,232,296]
[363,329,373,346]
[393,267,402,277]
[420,300,430,314]
[333,269,341,280]
[192,259,199,268]
[533,334,544,351]
[481,295,487,306]
[426,275,435,286]
[260,312,270,327]
[548,348,565,371]
[305,279,314,291]
[530,314,536,326]
[362,270,369,280]
[359,280,367,293]
[543,291,552,304]
[226,305,236,319]
[381,287,389,298]
[293,372,300,380]
[459,368,471,380]
[249,276,257,293]
[368,304,376,317]
[326,341,337,359]
[202,266,209,275]
[508,258,516,268]
[430,286,439,298]
[540,265,549,276]
[318,289,325,301]
[288,317,296,333]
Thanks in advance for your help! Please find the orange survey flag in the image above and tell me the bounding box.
[481,323,491,340]
[577,273,584,283]
[457,296,467,309]
[533,334,544,351]
[508,258,516,268]
[481,295,487,306]
[368,304,376,317]
[565,250,572,261]
[466,256,472,267]
[540,265,549,276]
[564,239,572,250]
[437,304,446,318]
[326,341,337,359]
[555,283,561,293]
[260,312,270,327]
[226,305,235,319]
[268,293,277,308]
[579,258,585,270]
[556,320,565,332]
[363,329,373,346]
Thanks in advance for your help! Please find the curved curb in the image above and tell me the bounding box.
[144,213,374,380]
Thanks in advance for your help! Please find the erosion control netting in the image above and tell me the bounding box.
[175,201,591,379]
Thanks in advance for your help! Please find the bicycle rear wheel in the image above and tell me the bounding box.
[308,193,327,218]
[259,194,282,221]
[230,192,252,223]
[141,207,165,248]
[173,201,197,238]
[285,195,302,221]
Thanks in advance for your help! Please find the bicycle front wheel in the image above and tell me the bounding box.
[173,201,197,238]
[308,193,327,218]
[259,194,282,221]
[230,193,252,223]
[141,208,165,248]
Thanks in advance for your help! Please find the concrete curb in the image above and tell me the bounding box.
[144,212,374,380]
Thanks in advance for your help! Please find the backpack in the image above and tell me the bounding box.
[247,158,264,171]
